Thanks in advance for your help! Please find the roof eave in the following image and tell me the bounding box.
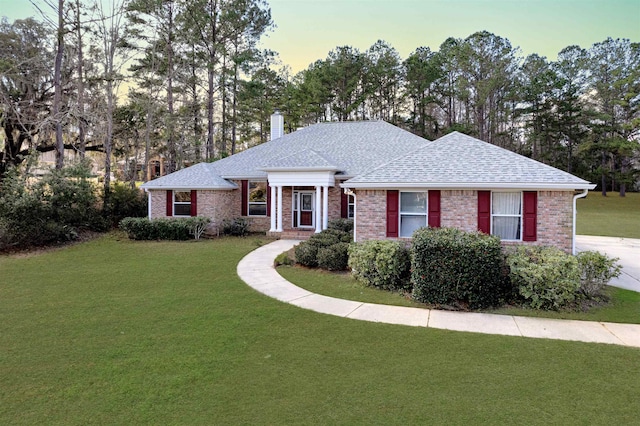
[258,167,339,172]
[341,182,597,190]
[141,185,238,191]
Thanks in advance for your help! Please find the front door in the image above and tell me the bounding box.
[295,191,314,228]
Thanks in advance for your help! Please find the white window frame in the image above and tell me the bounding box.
[399,191,428,238]
[491,191,523,241]
[173,191,191,217]
[248,181,267,217]
[347,194,355,219]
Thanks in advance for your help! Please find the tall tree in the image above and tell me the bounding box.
[403,46,443,138]
[93,0,133,211]
[587,38,640,195]
[0,18,55,177]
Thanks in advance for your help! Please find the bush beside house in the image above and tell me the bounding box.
[298,226,621,313]
[120,217,211,240]
[348,240,411,291]
[293,220,353,271]
[411,227,508,309]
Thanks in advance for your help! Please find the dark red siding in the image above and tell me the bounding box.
[523,191,537,241]
[341,190,348,218]
[386,190,399,238]
[428,190,441,228]
[241,180,248,216]
[190,190,197,217]
[166,190,173,216]
[477,190,491,234]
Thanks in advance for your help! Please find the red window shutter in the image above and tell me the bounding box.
[386,190,399,238]
[266,184,271,217]
[341,190,348,218]
[241,180,248,216]
[428,190,441,228]
[166,190,173,216]
[477,190,491,234]
[523,191,537,242]
[190,190,197,217]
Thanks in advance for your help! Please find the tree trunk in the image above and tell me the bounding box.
[54,0,65,169]
[76,0,86,159]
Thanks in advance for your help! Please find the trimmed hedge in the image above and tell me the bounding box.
[318,242,350,271]
[119,217,211,240]
[411,227,506,309]
[294,227,352,270]
[506,246,580,310]
[327,218,354,234]
[348,240,411,291]
[221,218,250,236]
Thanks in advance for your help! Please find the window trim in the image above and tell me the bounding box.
[173,191,192,217]
[248,181,268,217]
[399,191,428,238]
[347,194,355,219]
[490,191,523,241]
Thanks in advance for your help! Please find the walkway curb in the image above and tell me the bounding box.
[237,240,640,348]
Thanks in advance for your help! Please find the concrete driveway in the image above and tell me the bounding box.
[575,235,640,293]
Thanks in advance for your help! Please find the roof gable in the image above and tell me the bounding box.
[140,162,238,190]
[344,131,594,190]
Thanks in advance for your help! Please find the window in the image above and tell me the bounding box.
[492,192,522,240]
[400,192,427,238]
[348,194,355,219]
[173,191,191,216]
[248,181,267,216]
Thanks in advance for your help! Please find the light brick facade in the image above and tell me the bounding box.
[150,184,574,253]
[148,178,348,235]
[354,188,574,253]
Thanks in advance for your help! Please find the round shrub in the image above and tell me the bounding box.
[507,246,580,310]
[294,228,351,268]
[317,242,350,271]
[411,227,506,309]
[294,242,319,267]
[348,240,411,291]
[576,250,621,299]
[327,218,354,234]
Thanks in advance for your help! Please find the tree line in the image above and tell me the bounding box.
[1,0,638,197]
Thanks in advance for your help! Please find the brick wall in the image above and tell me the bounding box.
[354,190,387,242]
[354,188,574,252]
[535,190,573,252]
[441,190,477,232]
[149,190,165,218]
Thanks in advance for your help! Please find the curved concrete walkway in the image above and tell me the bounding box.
[237,240,640,348]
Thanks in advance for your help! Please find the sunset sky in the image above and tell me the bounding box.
[2,0,639,73]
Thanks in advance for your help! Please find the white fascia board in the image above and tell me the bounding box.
[341,182,596,190]
[143,185,238,191]
[258,166,339,172]
[267,170,336,187]
[220,174,268,180]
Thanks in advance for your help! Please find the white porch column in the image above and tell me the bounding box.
[276,186,283,232]
[322,186,329,230]
[315,185,322,233]
[269,185,276,232]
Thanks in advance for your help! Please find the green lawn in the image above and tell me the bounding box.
[577,191,640,238]
[1,235,639,424]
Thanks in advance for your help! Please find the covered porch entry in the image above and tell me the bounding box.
[262,162,338,237]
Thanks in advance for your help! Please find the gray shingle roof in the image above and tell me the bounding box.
[343,131,594,190]
[141,125,593,191]
[259,149,338,171]
[140,162,238,190]
[142,121,429,188]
